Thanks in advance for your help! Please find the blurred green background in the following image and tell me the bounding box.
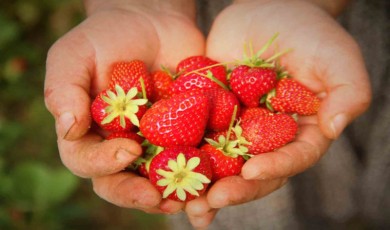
[0,1,167,229]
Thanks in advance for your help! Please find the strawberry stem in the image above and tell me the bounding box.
[183,61,236,77]
[190,70,229,90]
[139,77,147,100]
[225,105,238,143]
[255,33,279,58]
[265,48,293,63]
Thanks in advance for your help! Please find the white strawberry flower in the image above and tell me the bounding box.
[101,85,147,127]
[156,153,210,201]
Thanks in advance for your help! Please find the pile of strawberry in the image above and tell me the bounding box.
[90,35,320,202]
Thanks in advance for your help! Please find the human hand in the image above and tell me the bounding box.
[185,0,371,228]
[44,0,205,214]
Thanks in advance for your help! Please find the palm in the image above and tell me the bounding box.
[184,0,371,227]
[69,8,205,95]
[45,5,205,214]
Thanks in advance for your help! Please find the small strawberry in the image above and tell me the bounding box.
[240,113,298,154]
[108,60,154,99]
[149,146,212,202]
[139,90,210,147]
[169,56,228,95]
[265,78,320,115]
[91,85,148,132]
[203,88,240,132]
[150,69,174,102]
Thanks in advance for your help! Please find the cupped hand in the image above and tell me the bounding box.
[185,0,372,228]
[44,0,204,214]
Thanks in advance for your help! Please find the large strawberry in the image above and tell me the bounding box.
[139,90,210,147]
[169,56,228,95]
[240,113,298,154]
[148,146,212,202]
[265,78,320,115]
[91,85,148,132]
[203,88,240,132]
[150,69,174,102]
[108,60,154,99]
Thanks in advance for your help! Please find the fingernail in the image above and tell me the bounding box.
[242,164,267,180]
[58,112,75,139]
[116,149,136,163]
[330,113,348,139]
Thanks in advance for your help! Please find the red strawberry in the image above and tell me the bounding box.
[106,131,145,144]
[91,85,148,132]
[203,88,240,132]
[230,65,277,107]
[229,34,288,107]
[139,90,210,147]
[148,146,212,202]
[239,107,273,120]
[241,113,298,154]
[150,69,173,102]
[201,129,249,181]
[108,60,154,99]
[266,78,320,115]
[169,56,228,95]
[201,106,251,181]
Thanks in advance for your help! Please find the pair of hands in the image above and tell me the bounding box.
[44,0,371,228]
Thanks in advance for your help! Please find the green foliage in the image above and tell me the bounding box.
[0,0,168,229]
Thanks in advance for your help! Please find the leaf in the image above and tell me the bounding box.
[9,161,79,211]
[46,168,79,205]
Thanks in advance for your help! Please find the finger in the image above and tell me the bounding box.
[241,122,331,180]
[92,171,162,212]
[207,176,288,209]
[58,133,142,178]
[158,199,185,215]
[185,196,218,230]
[310,35,371,139]
[44,29,95,141]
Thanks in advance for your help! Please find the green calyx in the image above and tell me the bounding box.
[101,85,148,128]
[128,139,164,171]
[142,139,164,172]
[261,88,276,112]
[156,153,211,201]
[205,105,252,159]
[240,33,291,68]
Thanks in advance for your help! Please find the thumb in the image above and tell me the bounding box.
[317,42,372,139]
[44,31,94,140]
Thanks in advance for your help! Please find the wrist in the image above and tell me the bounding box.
[84,0,196,20]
